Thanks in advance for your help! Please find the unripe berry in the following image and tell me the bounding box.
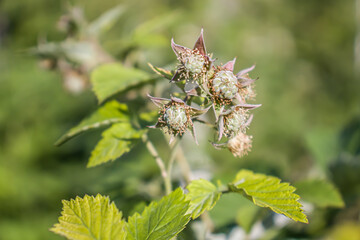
[224,108,249,137]
[164,105,188,131]
[184,53,206,75]
[212,70,238,100]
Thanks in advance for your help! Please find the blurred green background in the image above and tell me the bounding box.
[0,0,359,239]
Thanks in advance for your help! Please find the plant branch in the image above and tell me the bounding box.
[142,134,172,195]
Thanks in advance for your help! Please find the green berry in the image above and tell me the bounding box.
[184,53,205,74]
[212,70,238,99]
[164,105,188,131]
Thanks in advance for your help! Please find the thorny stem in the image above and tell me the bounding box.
[142,134,172,195]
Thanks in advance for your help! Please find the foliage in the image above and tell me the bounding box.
[51,194,127,240]
[91,63,154,103]
[52,170,309,239]
[294,179,344,208]
[1,0,357,239]
[55,101,130,146]
[228,170,308,223]
[127,188,190,240]
[88,123,146,167]
[185,179,221,219]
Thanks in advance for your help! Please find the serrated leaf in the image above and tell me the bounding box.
[55,101,129,146]
[228,170,308,223]
[127,188,190,240]
[185,179,222,219]
[148,63,173,80]
[294,179,344,208]
[88,123,146,167]
[51,194,127,240]
[91,63,152,103]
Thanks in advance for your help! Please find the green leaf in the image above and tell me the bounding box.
[185,179,222,219]
[228,169,308,223]
[51,194,127,240]
[91,63,152,103]
[294,179,344,208]
[55,101,129,146]
[88,5,125,37]
[147,63,173,80]
[88,123,146,167]
[209,193,245,228]
[127,188,190,240]
[132,12,180,41]
[235,198,262,233]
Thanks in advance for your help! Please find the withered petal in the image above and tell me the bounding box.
[193,28,207,56]
[222,57,237,72]
[236,64,255,78]
[147,94,171,107]
[221,103,261,115]
[190,125,199,145]
[211,142,227,149]
[245,114,254,127]
[212,104,224,122]
[170,96,185,104]
[233,103,261,110]
[170,69,182,82]
[218,116,225,141]
[238,77,257,87]
[191,105,211,117]
[171,38,191,59]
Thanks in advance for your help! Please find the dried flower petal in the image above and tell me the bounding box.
[227,133,252,157]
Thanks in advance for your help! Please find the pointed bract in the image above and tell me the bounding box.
[171,38,191,59]
[222,58,236,72]
[236,64,256,78]
[193,28,207,56]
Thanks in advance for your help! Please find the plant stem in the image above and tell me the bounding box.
[142,134,172,195]
[164,134,192,184]
[175,145,192,184]
[165,138,180,193]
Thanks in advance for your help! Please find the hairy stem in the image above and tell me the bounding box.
[142,134,172,195]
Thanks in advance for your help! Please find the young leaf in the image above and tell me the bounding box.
[185,179,222,219]
[51,194,127,240]
[228,169,308,223]
[294,179,344,208]
[127,188,190,240]
[55,101,130,146]
[148,63,173,80]
[88,123,146,167]
[91,63,152,103]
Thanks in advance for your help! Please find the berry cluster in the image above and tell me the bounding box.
[149,29,261,157]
